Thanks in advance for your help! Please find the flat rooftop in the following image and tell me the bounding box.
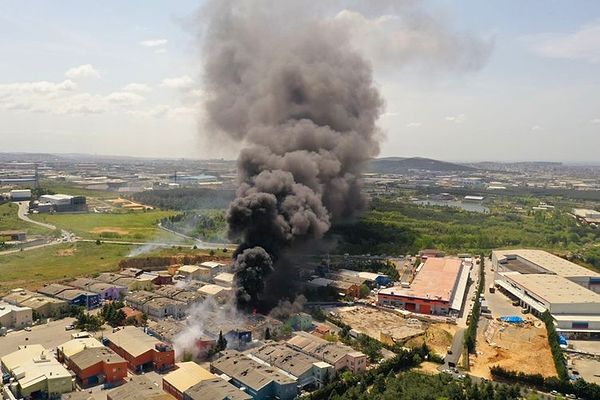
[105,326,166,357]
[505,273,600,304]
[494,249,600,278]
[380,257,463,302]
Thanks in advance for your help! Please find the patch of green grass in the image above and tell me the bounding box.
[0,242,132,294]
[30,210,185,243]
[0,202,51,236]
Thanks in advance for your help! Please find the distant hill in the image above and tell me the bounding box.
[368,157,477,174]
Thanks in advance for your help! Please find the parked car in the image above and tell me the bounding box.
[65,324,75,331]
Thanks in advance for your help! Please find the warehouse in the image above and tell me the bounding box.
[248,342,334,389]
[183,378,252,400]
[286,332,367,374]
[3,289,68,318]
[0,302,32,329]
[1,344,73,398]
[210,350,298,400]
[107,375,175,400]
[38,283,100,309]
[38,194,87,212]
[377,257,469,316]
[492,249,600,338]
[162,362,214,400]
[67,347,128,387]
[104,326,175,372]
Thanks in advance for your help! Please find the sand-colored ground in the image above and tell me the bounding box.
[56,248,76,256]
[89,227,130,235]
[418,361,442,375]
[405,323,457,356]
[469,319,556,379]
[333,306,456,354]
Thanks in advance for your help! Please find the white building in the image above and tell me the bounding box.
[492,249,600,338]
[9,189,31,201]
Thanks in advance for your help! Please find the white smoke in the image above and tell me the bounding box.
[173,297,247,360]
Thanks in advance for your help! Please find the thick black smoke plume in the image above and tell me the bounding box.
[199,0,491,310]
[201,1,383,310]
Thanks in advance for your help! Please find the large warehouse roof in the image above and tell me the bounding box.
[506,273,600,304]
[379,257,463,302]
[494,249,600,278]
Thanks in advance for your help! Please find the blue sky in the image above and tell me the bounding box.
[1,1,599,162]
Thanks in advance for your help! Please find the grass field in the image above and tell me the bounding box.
[0,242,132,294]
[0,202,52,236]
[30,210,186,243]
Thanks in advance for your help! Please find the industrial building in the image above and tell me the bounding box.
[377,257,469,316]
[1,344,73,398]
[38,283,100,309]
[492,249,600,338]
[68,278,127,300]
[0,230,27,242]
[183,378,252,400]
[9,189,31,200]
[162,362,214,400]
[37,194,87,212]
[0,302,32,329]
[104,326,175,372]
[286,332,367,374]
[248,342,334,389]
[67,347,128,387]
[107,375,175,400]
[3,289,68,318]
[210,350,298,400]
[572,208,600,225]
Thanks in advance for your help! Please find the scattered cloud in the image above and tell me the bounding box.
[406,122,422,128]
[160,75,195,90]
[122,83,151,93]
[445,113,466,123]
[381,112,398,118]
[65,64,100,80]
[524,22,600,63]
[0,79,76,94]
[531,125,542,131]
[591,118,600,124]
[127,104,196,120]
[105,92,145,105]
[139,39,168,47]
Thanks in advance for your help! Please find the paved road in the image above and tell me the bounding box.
[0,317,76,358]
[15,201,56,230]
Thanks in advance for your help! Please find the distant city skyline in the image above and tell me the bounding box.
[1,1,599,162]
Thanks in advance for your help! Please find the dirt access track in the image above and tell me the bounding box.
[89,227,130,235]
[469,318,556,379]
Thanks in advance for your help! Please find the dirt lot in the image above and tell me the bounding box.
[418,361,442,375]
[568,354,600,384]
[469,318,556,379]
[405,323,457,356]
[331,306,455,355]
[89,226,130,235]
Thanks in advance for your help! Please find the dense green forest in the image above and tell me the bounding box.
[324,372,523,400]
[331,197,600,270]
[160,211,227,241]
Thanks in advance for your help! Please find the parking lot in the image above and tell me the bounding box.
[0,317,77,358]
[483,258,532,319]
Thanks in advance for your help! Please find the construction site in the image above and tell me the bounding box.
[468,317,556,379]
[330,305,456,356]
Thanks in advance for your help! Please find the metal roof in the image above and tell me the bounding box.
[493,249,600,278]
[163,362,214,394]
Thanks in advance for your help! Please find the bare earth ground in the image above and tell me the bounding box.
[89,226,131,235]
[418,361,442,375]
[56,248,77,256]
[405,323,458,356]
[333,306,455,355]
[569,356,600,384]
[469,319,556,379]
